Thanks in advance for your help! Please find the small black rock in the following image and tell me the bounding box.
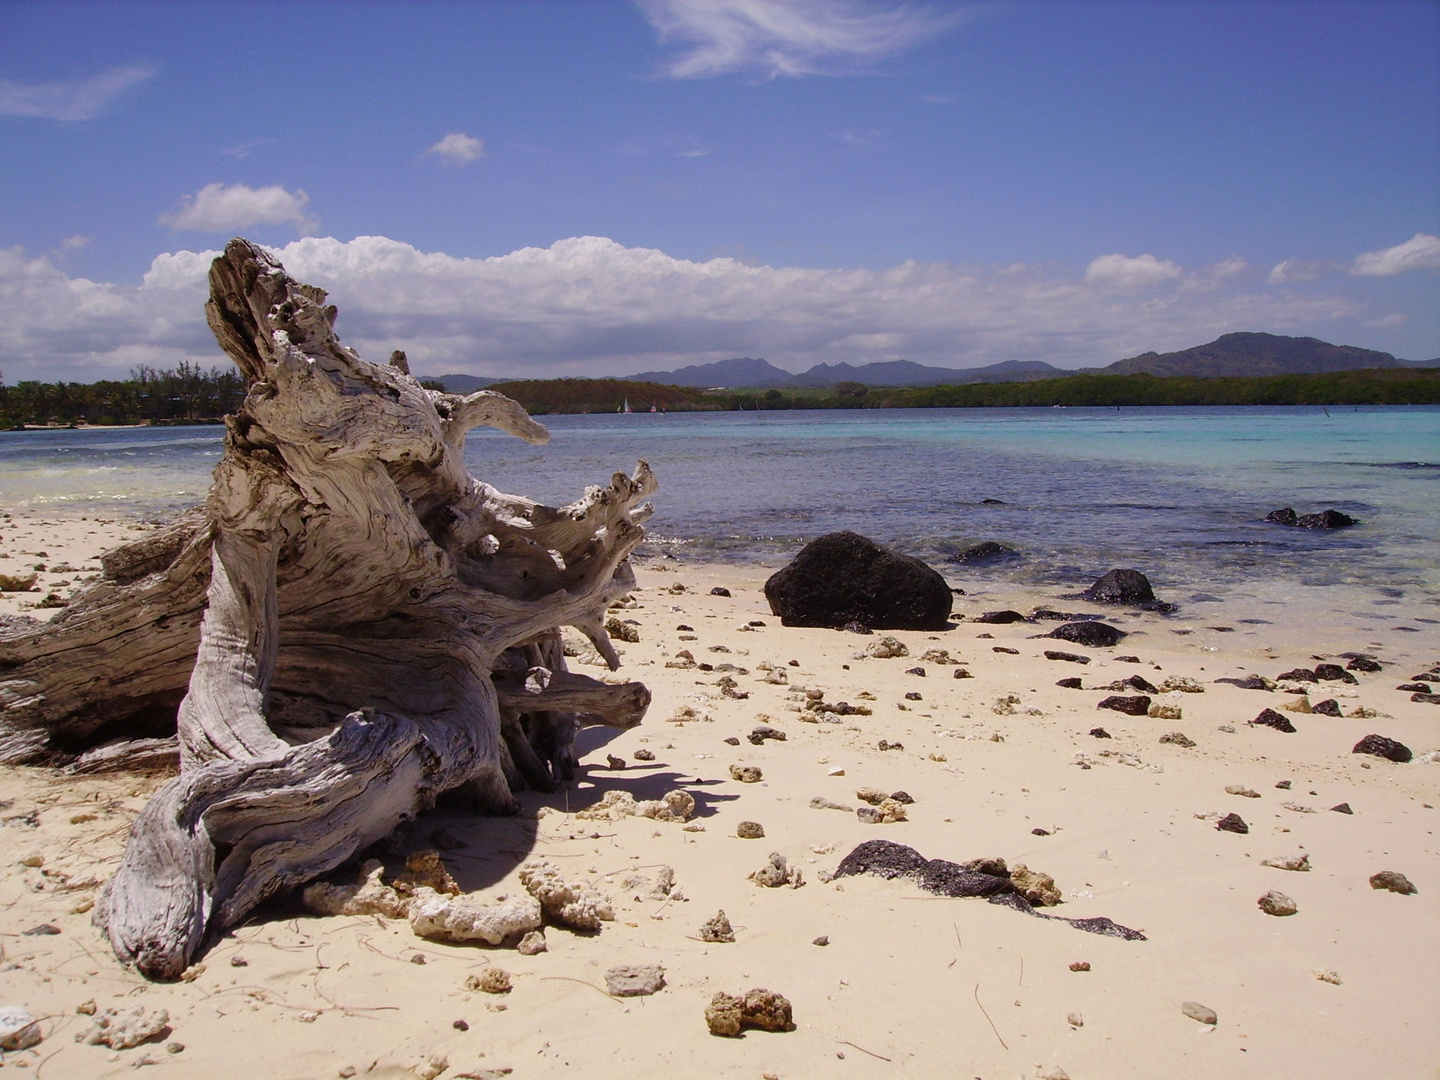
[1329,802,1354,814]
[953,668,973,679]
[1056,676,1083,689]
[1276,668,1318,682]
[1044,650,1091,664]
[833,839,929,880]
[1117,674,1159,694]
[22,923,60,936]
[1089,727,1112,739]
[1049,621,1126,648]
[1250,708,1297,733]
[1352,734,1412,763]
[710,586,731,597]
[1297,509,1356,529]
[1314,663,1357,684]
[1080,568,1155,605]
[948,541,1021,566]
[1217,675,1274,691]
[1396,682,1431,693]
[1310,699,1342,716]
[1346,657,1383,673]
[1097,695,1151,716]
[889,790,914,804]
[976,610,1027,624]
[905,666,926,677]
[1265,507,1299,526]
[1216,813,1249,834]
[1032,827,1051,836]
[992,646,1019,654]
[904,691,922,701]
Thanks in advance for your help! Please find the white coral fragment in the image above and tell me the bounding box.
[408,887,543,945]
[519,860,616,930]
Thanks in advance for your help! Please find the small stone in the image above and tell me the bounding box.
[1067,1011,1084,1027]
[710,586,731,597]
[1314,969,1341,985]
[1031,827,1051,836]
[632,748,655,761]
[1225,785,1260,798]
[0,1007,42,1051]
[1275,780,1292,789]
[750,852,803,888]
[166,1042,185,1054]
[1069,961,1090,972]
[606,754,626,769]
[1088,727,1112,739]
[339,1069,358,1079]
[1158,731,1195,748]
[1181,1001,1218,1025]
[1260,853,1310,871]
[1369,870,1417,894]
[230,955,248,967]
[723,736,740,746]
[1010,864,1061,906]
[605,964,666,997]
[1310,698,1342,717]
[699,910,736,943]
[729,764,763,783]
[1216,813,1249,834]
[22,923,60,936]
[1329,802,1353,814]
[453,1019,470,1031]
[1258,889,1297,916]
[813,935,829,946]
[1097,695,1150,716]
[465,968,512,994]
[517,930,547,955]
[749,724,787,745]
[737,821,765,839]
[705,989,795,1037]
[1148,703,1183,720]
[1056,677,1083,689]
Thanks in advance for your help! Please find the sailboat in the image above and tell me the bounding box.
[618,397,632,414]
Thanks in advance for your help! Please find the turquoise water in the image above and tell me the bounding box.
[3,406,1437,603]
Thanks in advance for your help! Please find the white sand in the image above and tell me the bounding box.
[1,525,1437,1079]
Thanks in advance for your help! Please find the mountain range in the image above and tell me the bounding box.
[422,333,1436,392]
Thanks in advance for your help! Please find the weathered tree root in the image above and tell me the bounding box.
[0,239,653,978]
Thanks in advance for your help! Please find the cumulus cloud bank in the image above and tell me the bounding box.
[159,183,317,234]
[0,65,154,121]
[637,0,963,78]
[1,235,1380,384]
[427,132,485,165]
[1351,233,1440,277]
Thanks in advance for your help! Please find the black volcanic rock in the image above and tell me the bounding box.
[975,610,1027,624]
[764,532,952,631]
[1081,569,1155,605]
[948,541,1021,566]
[1097,695,1151,715]
[1048,621,1126,648]
[1250,708,1297,733]
[1352,734,1412,763]
[1267,507,1357,529]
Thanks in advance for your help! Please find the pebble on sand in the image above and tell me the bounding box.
[1258,890,1298,916]
[1369,871,1417,894]
[1182,1001,1218,1025]
[704,989,795,1037]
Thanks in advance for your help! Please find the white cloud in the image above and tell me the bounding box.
[1084,253,1183,291]
[637,0,964,79]
[61,235,93,250]
[1267,258,1331,284]
[0,235,1379,384]
[427,132,485,165]
[158,183,317,235]
[0,65,154,121]
[1351,233,1440,276]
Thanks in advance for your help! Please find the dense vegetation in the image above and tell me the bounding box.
[714,368,1440,410]
[4,365,1435,428]
[1,363,247,427]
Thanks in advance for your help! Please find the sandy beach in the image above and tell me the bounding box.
[1,515,1437,1079]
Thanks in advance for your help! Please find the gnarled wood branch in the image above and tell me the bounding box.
[0,239,654,978]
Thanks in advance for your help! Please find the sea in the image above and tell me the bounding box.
[2,406,1438,619]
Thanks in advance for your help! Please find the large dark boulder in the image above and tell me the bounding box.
[764,532,952,631]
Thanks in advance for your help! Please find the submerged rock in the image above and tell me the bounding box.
[975,610,1027,624]
[764,531,952,631]
[948,540,1021,566]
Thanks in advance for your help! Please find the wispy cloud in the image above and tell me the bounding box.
[221,138,276,160]
[1351,232,1440,276]
[1084,253,1182,291]
[158,183,316,234]
[637,0,965,79]
[0,64,154,121]
[426,132,485,165]
[1268,258,1334,284]
[0,235,1379,382]
[61,235,92,250]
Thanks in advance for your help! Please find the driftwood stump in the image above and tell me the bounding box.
[0,239,654,978]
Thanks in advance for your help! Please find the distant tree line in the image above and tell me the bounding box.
[717,368,1440,410]
[5,365,1436,429]
[1,363,247,428]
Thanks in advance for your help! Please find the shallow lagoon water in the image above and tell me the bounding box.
[3,406,1437,616]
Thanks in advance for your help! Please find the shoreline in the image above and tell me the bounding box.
[1,517,1437,1077]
